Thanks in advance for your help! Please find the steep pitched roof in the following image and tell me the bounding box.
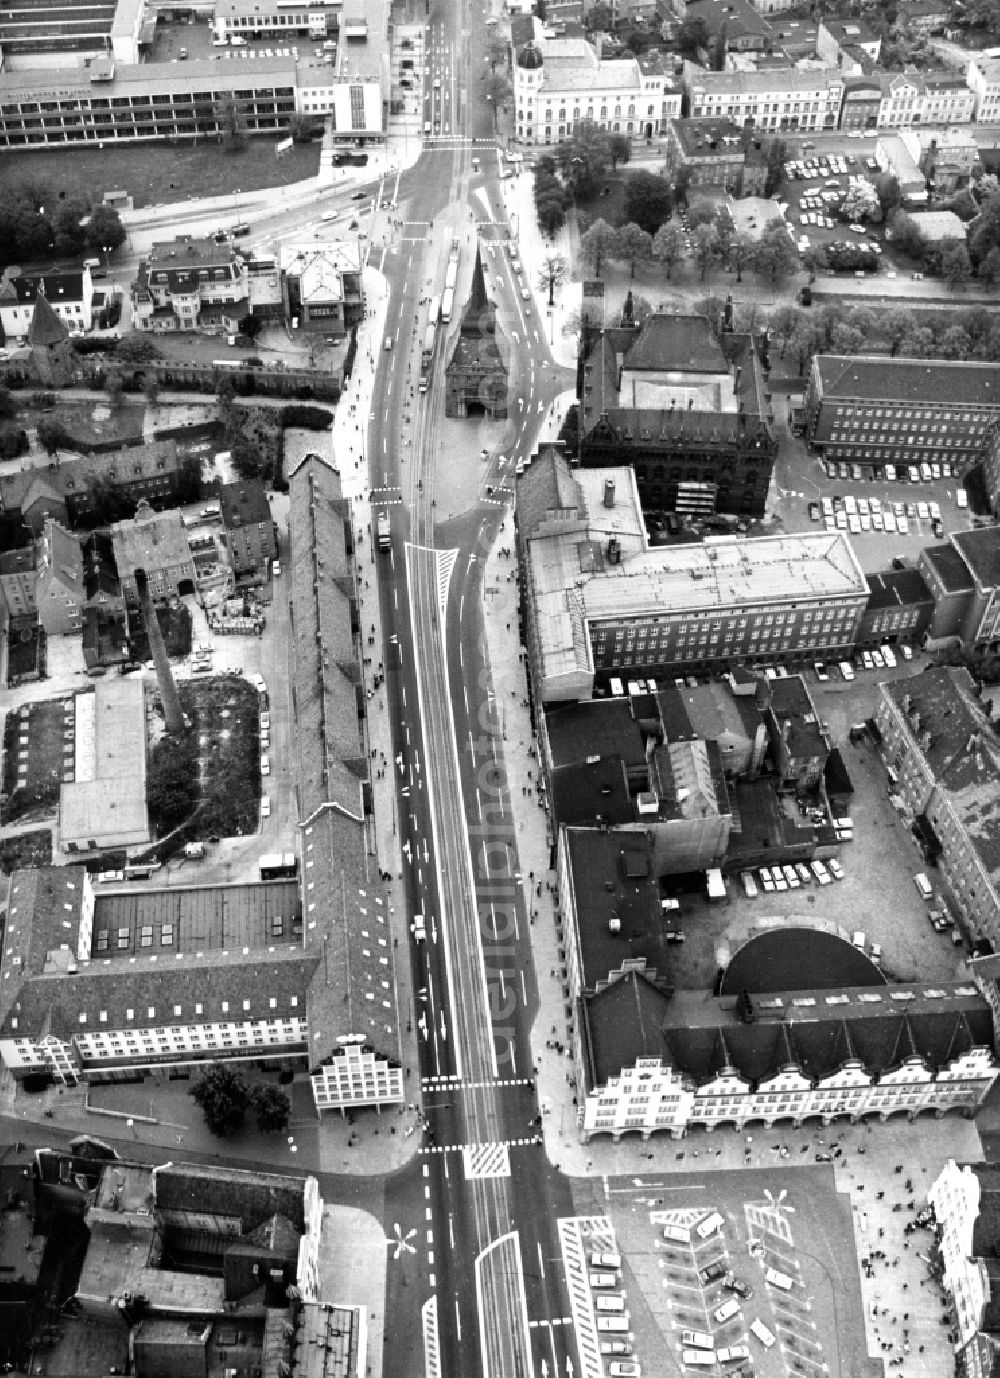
[27,289,69,348]
[622,312,727,375]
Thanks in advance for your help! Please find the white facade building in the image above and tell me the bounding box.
[877,71,975,128]
[967,54,1000,124]
[514,38,681,145]
[0,267,94,342]
[682,62,845,131]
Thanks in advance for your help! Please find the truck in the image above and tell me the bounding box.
[377,511,391,550]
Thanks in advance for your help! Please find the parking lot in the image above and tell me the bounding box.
[782,145,884,270]
[571,1171,874,1378]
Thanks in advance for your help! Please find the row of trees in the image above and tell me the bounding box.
[578,202,799,285]
[767,300,1000,376]
[1,182,126,269]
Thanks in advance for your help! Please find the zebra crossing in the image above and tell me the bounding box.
[434,548,458,616]
[463,1141,511,1179]
[422,1074,534,1090]
[418,1133,543,1159]
[371,485,404,506]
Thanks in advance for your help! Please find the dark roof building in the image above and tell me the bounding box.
[577,305,777,520]
[720,927,884,995]
[805,355,1000,476]
[219,479,275,581]
[860,566,933,647]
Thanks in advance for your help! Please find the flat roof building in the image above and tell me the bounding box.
[60,677,150,853]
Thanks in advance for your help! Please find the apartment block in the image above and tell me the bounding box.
[877,71,975,129]
[682,61,844,131]
[804,355,1000,476]
[875,666,1000,949]
[219,480,276,582]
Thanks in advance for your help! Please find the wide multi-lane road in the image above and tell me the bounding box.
[368,2,581,1376]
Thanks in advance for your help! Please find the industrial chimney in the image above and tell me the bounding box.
[135,568,185,733]
[604,479,616,509]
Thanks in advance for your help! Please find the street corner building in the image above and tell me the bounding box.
[444,246,509,421]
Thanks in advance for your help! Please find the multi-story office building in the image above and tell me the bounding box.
[133,236,249,334]
[804,355,1000,476]
[859,567,933,648]
[513,36,681,146]
[682,62,845,131]
[968,54,1000,124]
[876,666,1000,949]
[0,267,94,342]
[517,453,868,702]
[983,419,1000,517]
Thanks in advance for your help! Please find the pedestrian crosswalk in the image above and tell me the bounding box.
[435,548,458,616]
[463,1142,511,1179]
[422,1074,533,1090]
[419,1134,542,1159]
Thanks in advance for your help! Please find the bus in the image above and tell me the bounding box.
[441,286,455,324]
[259,852,298,881]
[377,511,391,550]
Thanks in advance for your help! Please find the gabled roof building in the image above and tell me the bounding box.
[444,246,508,420]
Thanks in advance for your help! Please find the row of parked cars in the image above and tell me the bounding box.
[588,1249,640,1376]
[742,856,845,898]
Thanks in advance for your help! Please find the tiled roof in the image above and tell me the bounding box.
[287,456,365,824]
[582,970,674,1086]
[515,447,586,540]
[301,807,401,1067]
[154,1162,306,1232]
[1,867,88,1025]
[26,290,70,348]
[815,355,1000,407]
[622,312,727,375]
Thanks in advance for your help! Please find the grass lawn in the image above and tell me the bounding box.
[4,137,321,212]
[1,697,72,824]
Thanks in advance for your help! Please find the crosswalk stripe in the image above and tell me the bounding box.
[463,1142,511,1179]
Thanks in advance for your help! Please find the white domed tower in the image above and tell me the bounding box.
[514,41,543,145]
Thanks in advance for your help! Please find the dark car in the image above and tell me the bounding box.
[723,1272,753,1299]
[816,1151,833,1162]
[699,1260,727,1286]
[351,191,366,200]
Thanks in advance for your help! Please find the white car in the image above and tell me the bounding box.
[260,755,270,776]
[839,660,855,681]
[811,859,832,886]
[897,516,909,535]
[261,795,271,818]
[828,858,845,880]
[916,501,930,521]
[759,867,775,893]
[741,871,758,899]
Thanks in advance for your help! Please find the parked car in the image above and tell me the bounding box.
[261,795,271,818]
[828,858,845,880]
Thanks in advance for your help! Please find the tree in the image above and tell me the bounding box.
[250,1083,291,1134]
[289,113,324,142]
[116,332,160,363]
[790,318,826,376]
[938,325,972,359]
[556,122,610,199]
[147,740,196,828]
[840,181,880,222]
[677,15,709,55]
[190,1063,250,1137]
[483,72,511,131]
[727,232,755,284]
[85,204,126,257]
[767,304,799,359]
[979,247,1000,287]
[537,252,567,306]
[673,166,692,207]
[217,96,247,151]
[897,326,936,358]
[687,199,718,230]
[874,173,902,219]
[652,221,685,280]
[761,137,790,198]
[486,34,509,71]
[52,199,88,255]
[801,245,827,283]
[587,2,614,30]
[0,389,16,421]
[35,417,71,455]
[608,134,631,171]
[238,313,263,341]
[976,174,1000,202]
[691,222,719,281]
[882,307,915,356]
[829,321,866,354]
[537,195,567,237]
[579,217,617,275]
[750,218,799,284]
[622,170,671,235]
[614,222,653,278]
[888,208,924,259]
[558,403,579,455]
[940,239,972,286]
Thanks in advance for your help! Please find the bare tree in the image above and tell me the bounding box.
[537,253,567,306]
